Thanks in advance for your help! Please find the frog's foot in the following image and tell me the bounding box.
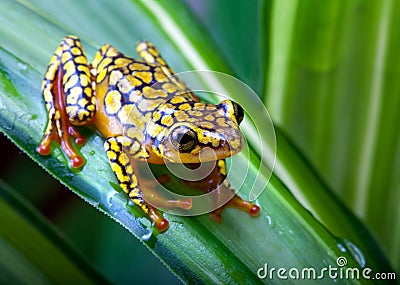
[38,124,86,168]
[210,195,260,222]
[37,67,87,168]
[148,206,169,232]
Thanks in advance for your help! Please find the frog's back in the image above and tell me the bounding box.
[92,45,190,142]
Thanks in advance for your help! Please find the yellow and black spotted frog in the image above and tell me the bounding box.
[37,36,259,232]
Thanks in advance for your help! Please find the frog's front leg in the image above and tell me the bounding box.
[37,36,95,168]
[209,179,261,222]
[214,160,260,219]
[183,159,260,221]
[104,136,192,232]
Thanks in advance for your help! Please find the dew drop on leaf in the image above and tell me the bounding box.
[141,228,152,241]
[17,62,27,71]
[337,242,347,253]
[344,240,366,268]
[336,239,366,268]
[265,215,273,226]
[107,190,119,206]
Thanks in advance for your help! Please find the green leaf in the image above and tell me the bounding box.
[0,0,395,284]
[0,180,110,284]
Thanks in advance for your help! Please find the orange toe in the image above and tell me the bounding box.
[155,219,169,232]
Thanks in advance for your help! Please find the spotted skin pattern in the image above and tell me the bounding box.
[38,35,260,232]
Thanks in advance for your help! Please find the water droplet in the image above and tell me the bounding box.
[18,62,27,71]
[127,200,135,206]
[93,202,100,207]
[337,243,347,253]
[141,228,153,241]
[344,240,366,268]
[278,230,284,235]
[265,215,273,226]
[89,150,95,156]
[107,190,118,205]
[336,239,366,267]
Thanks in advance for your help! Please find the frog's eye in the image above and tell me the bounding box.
[232,102,244,124]
[170,126,198,153]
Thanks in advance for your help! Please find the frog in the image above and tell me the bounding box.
[37,35,260,232]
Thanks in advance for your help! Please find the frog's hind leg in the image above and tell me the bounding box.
[37,36,95,168]
[104,136,192,232]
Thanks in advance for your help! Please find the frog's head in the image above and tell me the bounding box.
[146,97,245,163]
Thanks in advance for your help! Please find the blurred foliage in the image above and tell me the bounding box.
[263,0,400,271]
[0,177,110,285]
